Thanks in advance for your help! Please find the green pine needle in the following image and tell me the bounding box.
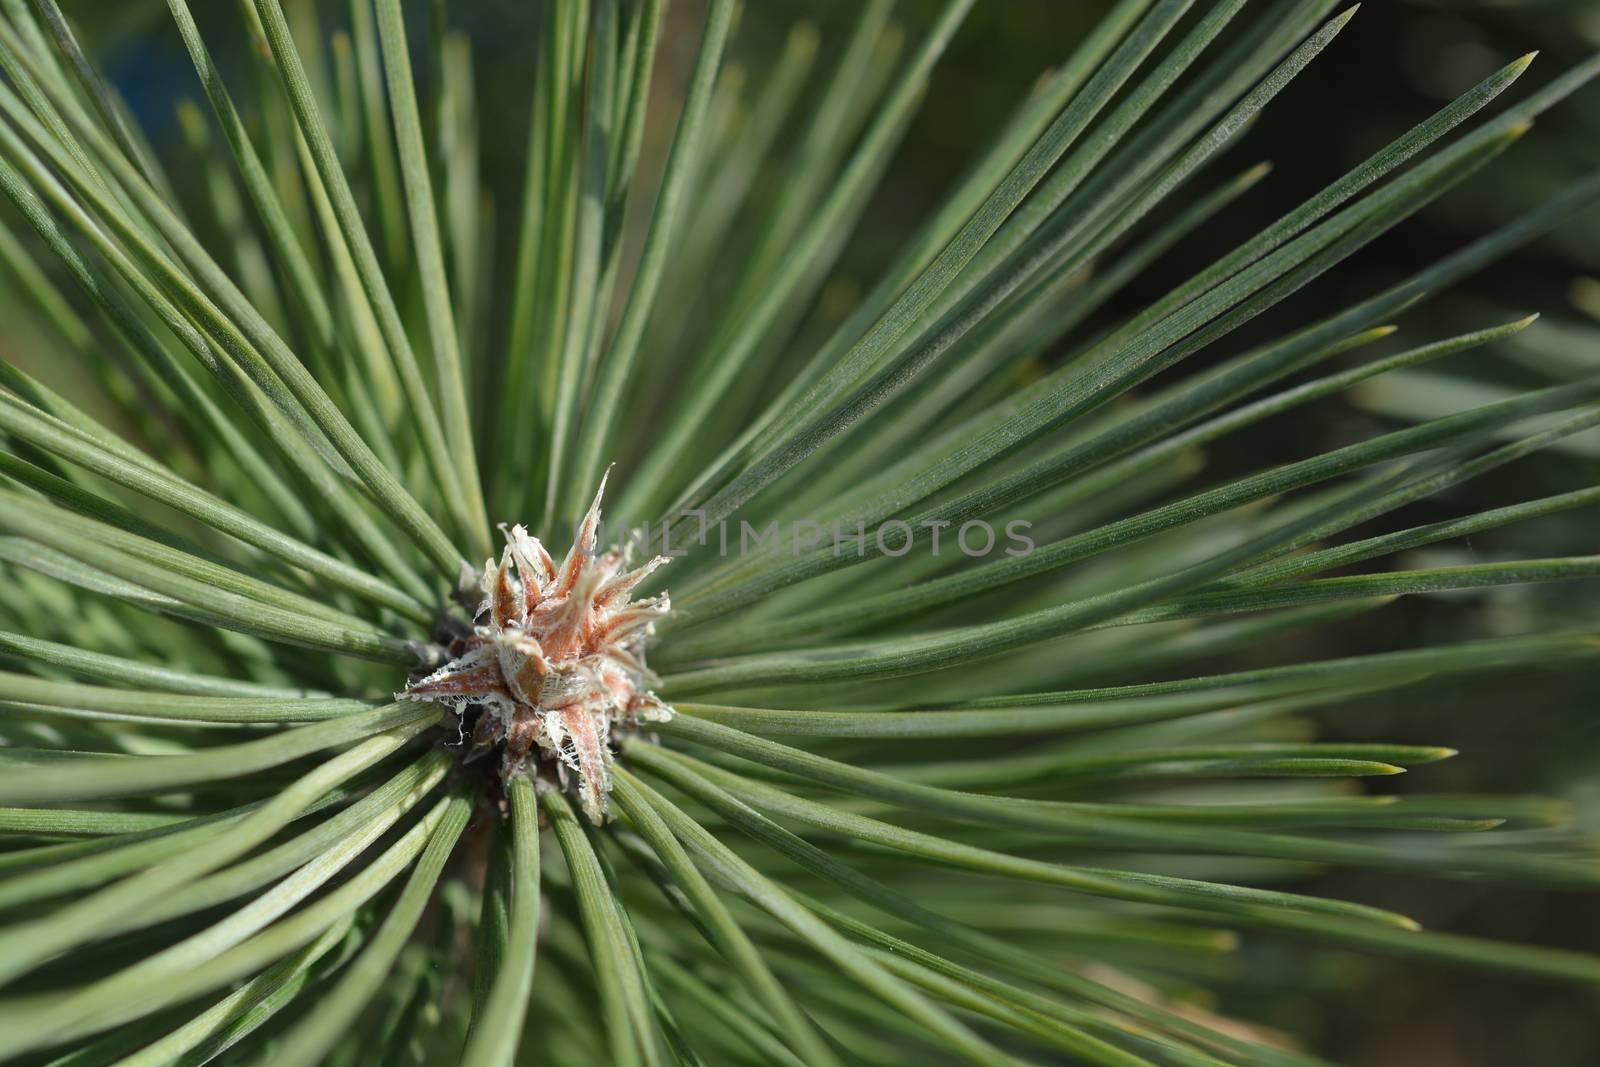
[0,2,1597,1065]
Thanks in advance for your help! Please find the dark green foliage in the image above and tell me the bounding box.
[0,2,1597,1064]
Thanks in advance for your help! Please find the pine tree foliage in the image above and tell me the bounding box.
[0,1,1597,1064]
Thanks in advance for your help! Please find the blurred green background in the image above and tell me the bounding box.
[14,1,1600,1063]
